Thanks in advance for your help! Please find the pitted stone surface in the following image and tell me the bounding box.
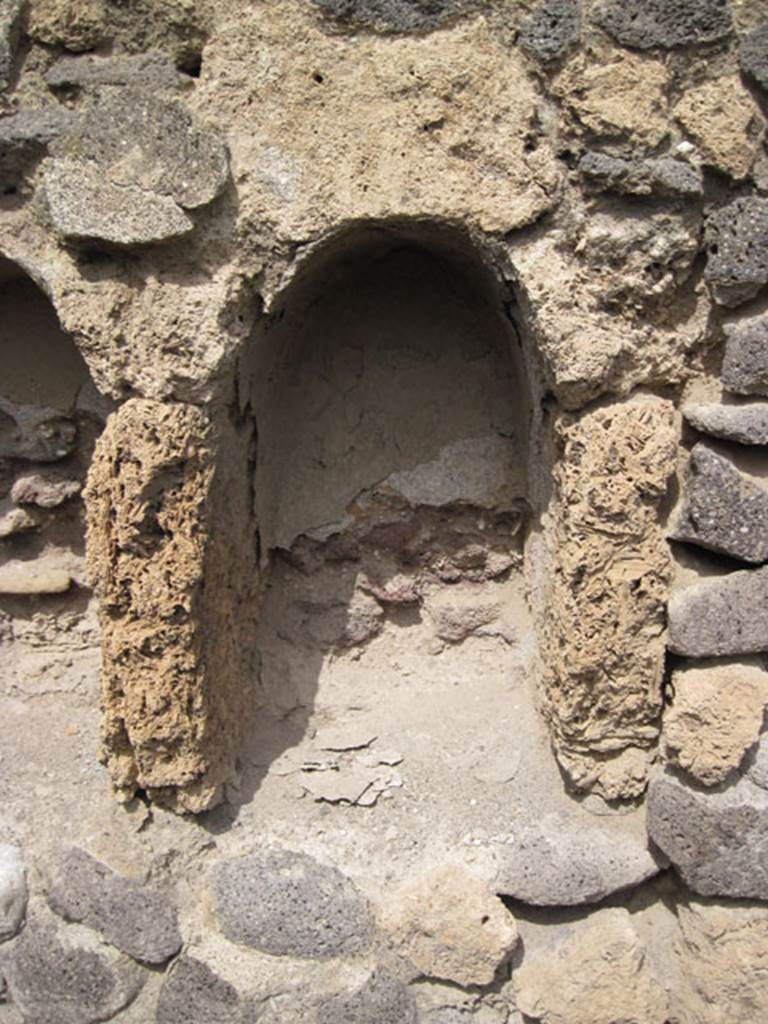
[647,770,768,899]
[667,566,768,657]
[684,402,768,445]
[48,846,181,964]
[156,957,241,1024]
[739,23,768,93]
[212,849,374,959]
[45,52,185,92]
[669,444,768,563]
[722,315,768,396]
[316,969,417,1024]
[578,151,702,197]
[519,0,580,63]
[310,0,482,33]
[0,0,21,91]
[0,845,26,942]
[674,75,761,180]
[591,0,732,50]
[705,197,768,308]
[0,109,78,175]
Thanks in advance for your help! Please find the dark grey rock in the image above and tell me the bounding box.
[47,846,181,965]
[0,845,26,942]
[745,730,768,789]
[519,0,580,63]
[647,769,768,899]
[705,197,768,308]
[0,109,78,177]
[212,848,373,959]
[684,402,768,445]
[578,151,702,197]
[0,0,22,92]
[667,565,768,657]
[2,917,144,1024]
[722,316,768,396]
[311,0,482,34]
[739,22,768,93]
[591,0,732,50]
[156,957,240,1024]
[45,52,185,93]
[669,444,768,563]
[316,969,417,1024]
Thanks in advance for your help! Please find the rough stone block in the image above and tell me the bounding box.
[578,151,702,197]
[11,472,81,509]
[705,197,768,308]
[48,846,182,964]
[310,0,482,33]
[746,729,768,789]
[667,566,768,657]
[722,315,768,395]
[0,503,42,539]
[316,969,417,1024]
[0,400,77,462]
[647,769,768,899]
[212,848,374,959]
[739,22,768,93]
[156,957,241,1024]
[591,0,732,50]
[0,0,22,91]
[669,444,768,563]
[0,845,26,942]
[0,109,78,176]
[684,401,768,445]
[674,75,760,180]
[45,52,185,93]
[519,0,580,63]
[0,561,72,595]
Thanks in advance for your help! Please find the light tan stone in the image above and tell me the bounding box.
[381,864,518,987]
[26,0,107,52]
[663,663,768,786]
[514,908,669,1024]
[0,561,71,595]
[675,75,762,180]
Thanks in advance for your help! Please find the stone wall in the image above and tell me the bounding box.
[1,1,768,1021]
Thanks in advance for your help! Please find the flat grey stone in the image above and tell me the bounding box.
[669,444,768,563]
[0,109,78,176]
[519,0,580,63]
[684,402,768,445]
[668,566,768,657]
[739,22,768,93]
[647,769,768,899]
[156,957,240,1024]
[0,400,77,462]
[316,969,417,1024]
[722,316,768,396]
[705,197,768,308]
[212,848,373,959]
[0,845,26,942]
[2,917,144,1024]
[746,731,768,789]
[48,846,181,965]
[578,151,702,197]
[45,52,185,93]
[591,0,732,49]
[310,0,482,33]
[0,0,22,91]
[494,816,663,906]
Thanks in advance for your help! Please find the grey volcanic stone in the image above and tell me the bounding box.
[746,731,768,789]
[591,0,732,50]
[48,846,181,964]
[668,566,768,657]
[684,402,768,445]
[212,848,373,959]
[494,816,663,906]
[311,0,482,33]
[739,23,768,93]
[519,0,580,63]
[670,445,768,563]
[2,917,144,1024]
[156,957,240,1024]
[705,197,768,308]
[0,109,78,176]
[45,52,185,93]
[647,770,768,899]
[578,151,702,197]
[0,845,26,942]
[722,316,768,396]
[0,0,22,91]
[316,969,417,1024]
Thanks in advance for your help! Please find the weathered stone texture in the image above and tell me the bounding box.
[705,197,768,308]
[310,0,482,33]
[674,75,762,180]
[667,566,768,657]
[0,109,78,178]
[0,845,26,942]
[316,970,417,1024]
[0,0,21,91]
[11,472,81,508]
[739,22,768,93]
[746,730,768,789]
[519,0,580,63]
[541,399,676,799]
[45,52,185,93]
[578,152,702,197]
[591,0,732,50]
[26,0,107,52]
[84,398,259,812]
[684,401,768,445]
[156,957,241,1024]
[722,315,768,395]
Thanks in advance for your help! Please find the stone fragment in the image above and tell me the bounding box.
[514,908,669,1024]
[667,565,768,657]
[591,0,732,50]
[11,473,81,509]
[0,561,71,595]
[423,584,502,643]
[317,969,417,1024]
[2,917,144,1024]
[212,849,373,959]
[494,815,663,906]
[705,197,768,308]
[0,0,22,91]
[674,75,761,180]
[0,503,41,539]
[0,109,78,176]
[26,0,107,52]
[156,957,241,1024]
[519,0,580,63]
[739,23,768,94]
[669,444,768,563]
[647,769,768,898]
[722,315,768,395]
[0,845,26,942]
[684,401,768,445]
[578,151,702,197]
[663,663,768,785]
[45,52,184,93]
[0,401,77,462]
[382,864,517,986]
[48,846,181,964]
[310,0,482,34]
[745,730,768,789]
